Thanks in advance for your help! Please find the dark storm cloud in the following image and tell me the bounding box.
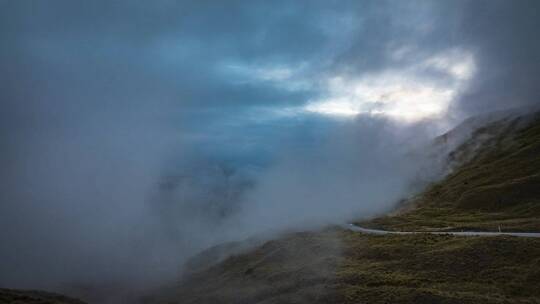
[0,1,324,120]
[454,0,540,115]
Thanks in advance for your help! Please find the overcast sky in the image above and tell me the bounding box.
[1,0,539,161]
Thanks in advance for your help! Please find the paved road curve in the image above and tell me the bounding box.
[345,224,540,238]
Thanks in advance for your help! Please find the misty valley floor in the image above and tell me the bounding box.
[143,228,540,304]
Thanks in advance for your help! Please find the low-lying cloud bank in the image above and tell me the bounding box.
[1,0,539,302]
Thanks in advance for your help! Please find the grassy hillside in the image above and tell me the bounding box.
[337,231,540,304]
[145,229,540,304]
[362,111,540,232]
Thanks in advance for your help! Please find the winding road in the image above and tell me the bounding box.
[345,224,540,238]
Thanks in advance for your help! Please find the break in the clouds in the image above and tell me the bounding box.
[303,47,476,120]
[1,0,539,301]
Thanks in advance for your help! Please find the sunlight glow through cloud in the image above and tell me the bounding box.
[304,49,476,121]
[221,48,475,123]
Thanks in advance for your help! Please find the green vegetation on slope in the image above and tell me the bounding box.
[146,229,540,304]
[362,112,540,232]
[338,230,540,304]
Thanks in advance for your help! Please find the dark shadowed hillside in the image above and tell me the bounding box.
[142,230,344,304]
[0,288,87,304]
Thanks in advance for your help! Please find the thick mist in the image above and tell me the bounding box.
[228,117,444,236]
[1,0,540,302]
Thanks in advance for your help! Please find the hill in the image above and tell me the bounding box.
[144,228,540,304]
[144,110,540,304]
[0,288,87,304]
[361,110,540,232]
[5,111,538,303]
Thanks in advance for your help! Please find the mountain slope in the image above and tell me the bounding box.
[145,229,540,304]
[145,110,540,304]
[363,111,540,232]
[142,230,343,304]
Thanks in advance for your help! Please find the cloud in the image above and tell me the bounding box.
[1,0,539,301]
[452,0,540,115]
[304,48,476,121]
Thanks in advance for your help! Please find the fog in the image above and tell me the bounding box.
[1,0,539,302]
